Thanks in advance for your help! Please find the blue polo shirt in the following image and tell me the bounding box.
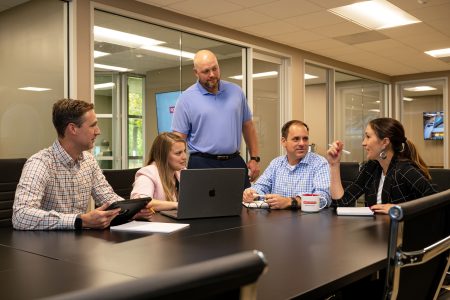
[172,80,252,154]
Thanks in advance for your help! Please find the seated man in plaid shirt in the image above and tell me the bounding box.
[12,99,152,230]
[243,120,330,210]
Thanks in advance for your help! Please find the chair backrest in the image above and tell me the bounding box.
[429,168,450,192]
[340,162,360,190]
[385,189,450,300]
[41,250,267,300]
[102,168,139,198]
[0,158,27,227]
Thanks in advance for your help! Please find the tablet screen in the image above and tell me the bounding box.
[107,197,152,226]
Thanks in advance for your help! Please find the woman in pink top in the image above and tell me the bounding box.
[131,132,187,211]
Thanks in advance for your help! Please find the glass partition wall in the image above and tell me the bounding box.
[305,63,388,163]
[93,10,245,169]
[397,79,447,168]
[0,0,67,158]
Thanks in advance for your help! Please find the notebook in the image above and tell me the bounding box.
[160,168,245,220]
[336,207,374,216]
[110,221,189,233]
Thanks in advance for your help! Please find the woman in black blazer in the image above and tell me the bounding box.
[327,117,436,214]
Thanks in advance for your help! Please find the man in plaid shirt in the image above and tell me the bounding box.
[13,99,151,230]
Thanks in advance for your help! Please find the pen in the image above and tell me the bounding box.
[328,144,351,155]
[149,207,156,214]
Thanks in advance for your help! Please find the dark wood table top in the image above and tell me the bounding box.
[0,208,390,300]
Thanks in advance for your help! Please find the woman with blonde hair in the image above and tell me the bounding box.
[327,117,436,214]
[131,132,187,211]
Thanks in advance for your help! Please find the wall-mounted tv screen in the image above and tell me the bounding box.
[155,91,181,133]
[423,111,444,140]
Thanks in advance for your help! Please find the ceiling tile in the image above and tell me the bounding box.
[409,3,450,22]
[241,20,298,37]
[313,45,360,58]
[165,0,243,19]
[270,29,324,45]
[310,21,367,38]
[207,9,274,29]
[354,39,405,52]
[299,38,348,51]
[136,0,183,7]
[335,31,389,45]
[250,0,322,19]
[381,23,443,39]
[227,0,277,8]
[306,0,361,10]
[284,11,343,29]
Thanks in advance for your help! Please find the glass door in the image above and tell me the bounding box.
[334,72,387,162]
[251,53,283,173]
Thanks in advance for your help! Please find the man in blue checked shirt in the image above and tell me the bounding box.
[243,120,330,210]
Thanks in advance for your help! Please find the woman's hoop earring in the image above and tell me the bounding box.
[379,150,387,160]
[399,143,405,152]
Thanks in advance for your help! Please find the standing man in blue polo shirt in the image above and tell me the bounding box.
[172,49,260,188]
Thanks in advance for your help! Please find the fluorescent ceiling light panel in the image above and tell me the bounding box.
[305,73,318,80]
[94,82,115,90]
[140,45,195,59]
[18,86,51,92]
[404,86,436,92]
[328,0,421,30]
[229,71,278,80]
[94,26,164,48]
[424,48,450,58]
[368,109,380,112]
[402,97,414,101]
[94,50,110,58]
[94,63,132,72]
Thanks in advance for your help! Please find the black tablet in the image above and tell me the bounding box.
[107,197,152,226]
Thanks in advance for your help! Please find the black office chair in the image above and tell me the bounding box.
[429,168,450,192]
[0,158,27,227]
[102,168,140,198]
[384,189,450,300]
[340,162,360,190]
[41,250,267,300]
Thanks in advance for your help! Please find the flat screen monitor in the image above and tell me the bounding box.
[155,91,181,133]
[423,111,444,140]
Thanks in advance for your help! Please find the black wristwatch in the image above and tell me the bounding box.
[74,214,83,230]
[250,156,261,162]
[291,197,299,210]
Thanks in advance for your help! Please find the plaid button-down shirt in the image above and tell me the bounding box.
[252,152,331,207]
[13,140,121,230]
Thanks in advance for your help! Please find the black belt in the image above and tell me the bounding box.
[190,152,240,161]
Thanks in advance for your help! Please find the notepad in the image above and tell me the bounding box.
[242,201,269,209]
[110,221,190,233]
[336,207,374,216]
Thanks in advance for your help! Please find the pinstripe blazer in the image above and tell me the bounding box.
[333,157,437,207]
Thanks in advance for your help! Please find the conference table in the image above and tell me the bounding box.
[0,207,390,299]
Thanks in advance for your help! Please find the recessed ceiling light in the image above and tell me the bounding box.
[403,97,414,101]
[18,87,52,92]
[368,109,380,112]
[94,26,164,48]
[328,0,421,30]
[94,82,115,90]
[424,48,450,58]
[404,86,436,92]
[94,50,110,58]
[229,71,278,80]
[305,74,318,80]
[140,45,195,59]
[94,63,132,72]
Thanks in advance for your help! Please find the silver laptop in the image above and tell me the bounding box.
[160,168,245,220]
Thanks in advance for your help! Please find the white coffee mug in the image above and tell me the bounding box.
[300,193,326,213]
